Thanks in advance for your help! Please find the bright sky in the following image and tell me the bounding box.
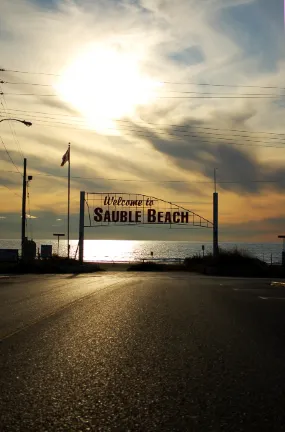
[0,0,284,241]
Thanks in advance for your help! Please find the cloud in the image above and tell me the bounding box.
[123,117,285,195]
[37,98,80,115]
[0,0,284,240]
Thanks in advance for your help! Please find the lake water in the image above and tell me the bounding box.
[0,239,283,264]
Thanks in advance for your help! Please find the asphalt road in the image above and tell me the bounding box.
[1,273,285,431]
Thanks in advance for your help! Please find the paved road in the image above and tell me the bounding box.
[1,273,285,431]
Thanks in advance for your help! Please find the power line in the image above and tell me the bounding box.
[0,107,82,119]
[0,170,21,175]
[162,81,285,91]
[1,169,281,184]
[164,91,285,96]
[7,105,284,150]
[1,92,57,97]
[157,95,280,99]
[26,120,285,149]
[2,107,284,147]
[0,68,60,76]
[2,82,285,97]
[0,183,21,198]
[2,107,285,138]
[0,136,21,174]
[20,114,285,145]
[1,68,285,91]
[0,85,25,159]
[0,81,53,87]
[27,182,33,239]
[1,91,282,99]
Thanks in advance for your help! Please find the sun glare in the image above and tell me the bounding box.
[56,45,160,133]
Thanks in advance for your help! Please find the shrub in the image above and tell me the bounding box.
[184,248,268,277]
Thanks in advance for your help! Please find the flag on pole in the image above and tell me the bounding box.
[60,148,70,167]
[60,144,71,259]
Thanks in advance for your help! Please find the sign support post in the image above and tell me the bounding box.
[67,143,71,259]
[79,191,85,264]
[213,192,219,257]
[278,235,285,267]
[21,158,27,260]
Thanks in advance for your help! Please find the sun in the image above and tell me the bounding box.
[56,44,160,133]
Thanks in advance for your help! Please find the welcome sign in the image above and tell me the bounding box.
[85,193,212,228]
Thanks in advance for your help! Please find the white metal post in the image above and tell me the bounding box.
[67,143,71,259]
[21,158,27,260]
[79,191,85,263]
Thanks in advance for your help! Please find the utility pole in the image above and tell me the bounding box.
[213,191,219,257]
[21,158,27,259]
[213,168,219,257]
[67,143,71,259]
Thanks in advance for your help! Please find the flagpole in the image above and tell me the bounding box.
[67,143,70,259]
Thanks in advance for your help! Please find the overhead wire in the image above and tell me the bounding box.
[0,81,53,87]
[2,105,285,149]
[1,107,284,147]
[27,182,33,239]
[1,67,285,91]
[1,92,58,97]
[1,81,285,97]
[0,182,21,198]
[0,85,25,160]
[2,107,285,138]
[1,91,283,99]
[0,169,281,184]
[26,121,285,149]
[162,81,285,90]
[26,117,285,146]
[0,136,21,174]
[2,109,285,148]
[0,68,60,76]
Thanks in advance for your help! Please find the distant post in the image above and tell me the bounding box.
[79,191,85,264]
[213,192,219,257]
[21,158,27,260]
[278,235,285,267]
[213,168,219,257]
[53,233,65,255]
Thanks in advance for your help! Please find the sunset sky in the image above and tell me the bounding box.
[0,0,284,241]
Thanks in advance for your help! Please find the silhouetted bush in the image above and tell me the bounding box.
[0,258,103,274]
[184,248,270,277]
[127,262,185,272]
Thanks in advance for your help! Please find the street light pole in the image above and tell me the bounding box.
[21,158,27,259]
[0,119,32,127]
[0,118,32,260]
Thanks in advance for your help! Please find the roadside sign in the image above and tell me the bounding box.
[0,249,18,262]
[41,245,52,259]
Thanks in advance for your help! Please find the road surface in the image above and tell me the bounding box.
[1,272,285,431]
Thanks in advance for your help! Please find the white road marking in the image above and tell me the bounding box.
[259,296,285,301]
